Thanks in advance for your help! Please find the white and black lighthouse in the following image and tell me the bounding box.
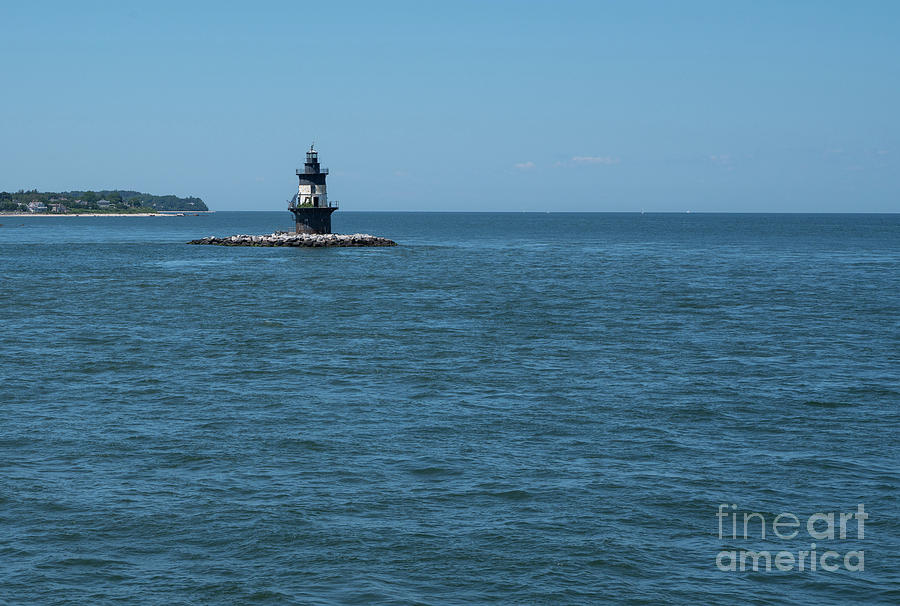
[289,145,337,234]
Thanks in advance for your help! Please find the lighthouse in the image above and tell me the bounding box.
[289,145,338,234]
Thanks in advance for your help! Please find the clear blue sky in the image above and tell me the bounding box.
[1,1,897,211]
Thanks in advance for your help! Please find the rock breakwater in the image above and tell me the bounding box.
[188,232,397,247]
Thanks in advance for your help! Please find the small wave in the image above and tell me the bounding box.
[803,400,855,408]
[409,466,462,477]
[47,557,127,568]
[277,438,328,451]
[150,258,237,269]
[491,489,532,501]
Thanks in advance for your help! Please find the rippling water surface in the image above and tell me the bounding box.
[1,212,898,604]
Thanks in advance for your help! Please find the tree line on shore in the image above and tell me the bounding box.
[0,190,208,213]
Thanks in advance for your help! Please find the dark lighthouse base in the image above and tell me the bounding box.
[290,207,336,234]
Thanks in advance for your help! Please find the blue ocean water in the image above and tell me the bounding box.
[1,212,898,604]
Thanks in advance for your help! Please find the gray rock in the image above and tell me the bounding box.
[188,233,397,247]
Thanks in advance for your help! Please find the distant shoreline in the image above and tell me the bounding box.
[0,212,211,218]
[1,213,167,218]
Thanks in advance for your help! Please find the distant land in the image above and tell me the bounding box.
[0,190,208,214]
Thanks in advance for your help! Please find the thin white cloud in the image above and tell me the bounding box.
[571,155,620,165]
[514,161,535,170]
